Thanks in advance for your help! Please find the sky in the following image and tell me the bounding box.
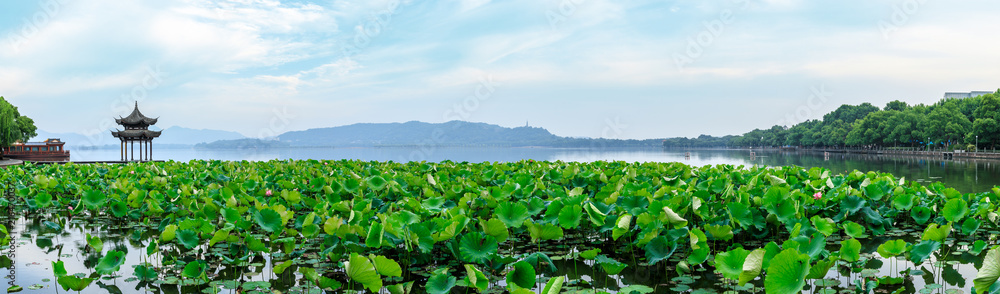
[1,0,999,141]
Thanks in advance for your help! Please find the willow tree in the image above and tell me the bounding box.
[0,97,38,157]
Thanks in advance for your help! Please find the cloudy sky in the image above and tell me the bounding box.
[1,0,998,140]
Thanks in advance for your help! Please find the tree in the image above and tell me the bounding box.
[0,97,38,157]
[884,100,909,111]
[972,118,1000,150]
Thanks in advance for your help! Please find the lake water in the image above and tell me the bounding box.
[70,147,1000,193]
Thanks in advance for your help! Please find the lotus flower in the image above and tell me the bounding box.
[266,189,273,196]
[813,192,822,200]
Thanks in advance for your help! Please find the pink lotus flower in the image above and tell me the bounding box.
[813,192,822,200]
[130,171,135,174]
[266,189,273,196]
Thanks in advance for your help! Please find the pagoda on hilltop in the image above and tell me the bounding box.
[111,102,162,161]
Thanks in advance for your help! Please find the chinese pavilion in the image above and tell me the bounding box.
[111,102,161,161]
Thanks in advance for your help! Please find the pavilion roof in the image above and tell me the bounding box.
[111,129,162,139]
[115,102,158,126]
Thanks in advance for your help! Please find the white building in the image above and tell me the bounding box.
[944,91,994,99]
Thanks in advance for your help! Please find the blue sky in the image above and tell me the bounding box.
[1,0,998,140]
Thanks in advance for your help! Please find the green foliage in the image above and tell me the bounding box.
[976,246,1000,294]
[765,249,811,294]
[506,261,536,290]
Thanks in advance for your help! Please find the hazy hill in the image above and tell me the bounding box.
[278,121,561,147]
[156,126,245,145]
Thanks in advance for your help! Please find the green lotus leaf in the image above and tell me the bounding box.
[972,240,989,255]
[254,208,285,233]
[580,248,601,260]
[705,224,733,241]
[909,240,941,264]
[57,275,94,291]
[481,218,509,242]
[864,183,886,200]
[943,198,969,223]
[739,248,765,286]
[618,195,650,216]
[52,260,67,277]
[134,264,157,281]
[557,205,583,229]
[877,239,907,258]
[427,268,457,294]
[366,221,384,248]
[82,189,106,210]
[542,276,565,294]
[843,221,866,239]
[527,222,564,242]
[662,206,687,228]
[975,246,1000,294]
[109,200,128,218]
[892,193,915,210]
[728,202,753,229]
[176,229,200,250]
[182,260,207,279]
[345,252,382,292]
[367,175,388,191]
[273,260,294,275]
[34,192,53,208]
[810,216,837,237]
[95,250,126,275]
[86,233,103,252]
[458,232,498,264]
[840,195,865,215]
[596,255,628,275]
[344,178,361,194]
[644,236,678,265]
[764,248,811,294]
[963,218,983,236]
[922,223,951,242]
[806,256,837,280]
[584,202,607,227]
[387,281,414,294]
[372,255,402,277]
[506,261,536,290]
[463,264,488,293]
[319,277,343,291]
[496,202,529,228]
[840,238,862,263]
[716,247,751,281]
[526,197,546,216]
[911,206,933,224]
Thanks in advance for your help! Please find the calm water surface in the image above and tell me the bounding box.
[71,147,1000,193]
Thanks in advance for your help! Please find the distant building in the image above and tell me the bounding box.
[944,91,994,99]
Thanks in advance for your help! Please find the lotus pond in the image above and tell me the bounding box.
[2,160,1000,294]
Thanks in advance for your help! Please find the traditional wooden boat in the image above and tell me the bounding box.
[2,138,71,161]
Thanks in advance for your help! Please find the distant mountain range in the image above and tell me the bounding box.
[277,121,560,147]
[30,121,663,148]
[277,121,663,148]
